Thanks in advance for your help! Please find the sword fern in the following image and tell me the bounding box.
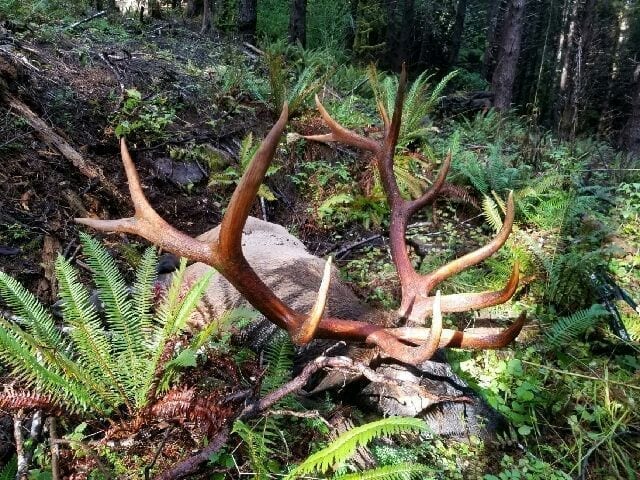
[0,236,211,417]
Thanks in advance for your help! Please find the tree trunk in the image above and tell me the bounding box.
[624,64,640,157]
[201,0,215,34]
[148,0,162,19]
[345,0,359,52]
[482,0,505,79]
[186,0,203,17]
[448,0,467,67]
[238,0,257,43]
[491,0,526,111]
[289,0,307,47]
[558,0,596,138]
[397,0,415,70]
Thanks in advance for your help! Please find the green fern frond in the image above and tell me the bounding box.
[285,417,428,479]
[0,318,104,413]
[138,261,212,406]
[233,419,276,480]
[482,195,503,233]
[546,304,608,347]
[55,256,130,410]
[0,455,17,480]
[0,271,65,350]
[334,463,434,480]
[79,233,141,360]
[261,334,302,410]
[239,132,257,170]
[133,247,159,341]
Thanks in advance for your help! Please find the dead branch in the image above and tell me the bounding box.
[5,94,127,205]
[65,11,106,31]
[13,410,28,480]
[151,428,229,480]
[240,355,468,419]
[46,417,61,480]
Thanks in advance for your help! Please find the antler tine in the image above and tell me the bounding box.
[407,261,520,320]
[391,311,527,349]
[304,95,380,153]
[218,105,288,258]
[292,257,332,345]
[76,139,213,265]
[367,290,443,364]
[406,151,452,216]
[420,191,516,293]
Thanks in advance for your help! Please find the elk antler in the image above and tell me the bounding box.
[307,66,519,324]
[77,73,525,365]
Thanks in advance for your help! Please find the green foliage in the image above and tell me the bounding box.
[0,456,17,480]
[209,132,280,201]
[261,45,334,115]
[285,417,429,479]
[484,453,571,480]
[233,418,281,480]
[545,304,609,347]
[113,89,176,145]
[0,235,212,415]
[369,68,458,148]
[261,334,295,399]
[334,463,434,480]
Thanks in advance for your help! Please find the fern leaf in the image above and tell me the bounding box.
[286,417,428,479]
[233,419,273,480]
[482,195,503,233]
[0,271,65,350]
[133,247,159,343]
[55,256,130,410]
[334,463,434,480]
[79,233,142,366]
[546,304,608,347]
[138,262,213,408]
[0,318,103,412]
[0,456,17,480]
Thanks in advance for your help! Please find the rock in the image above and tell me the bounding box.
[153,157,207,186]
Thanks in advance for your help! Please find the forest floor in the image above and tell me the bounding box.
[1,16,311,292]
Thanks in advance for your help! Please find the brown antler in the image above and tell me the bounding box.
[77,72,524,365]
[308,66,518,322]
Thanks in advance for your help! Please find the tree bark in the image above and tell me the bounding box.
[185,0,203,17]
[345,0,360,52]
[238,0,257,43]
[558,0,596,138]
[482,0,505,79]
[625,64,640,158]
[448,0,468,67]
[491,0,526,111]
[148,0,162,19]
[397,0,415,70]
[201,0,215,34]
[289,0,307,47]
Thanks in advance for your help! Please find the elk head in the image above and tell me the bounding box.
[76,68,525,365]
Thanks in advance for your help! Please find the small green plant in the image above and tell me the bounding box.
[113,89,176,145]
[209,132,280,201]
[484,453,571,480]
[545,304,609,347]
[0,234,212,416]
[285,417,431,479]
[369,67,457,148]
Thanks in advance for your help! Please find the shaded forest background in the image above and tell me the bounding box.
[128,0,640,155]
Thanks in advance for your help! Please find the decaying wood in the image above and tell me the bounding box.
[151,428,229,480]
[6,94,126,205]
[65,10,107,31]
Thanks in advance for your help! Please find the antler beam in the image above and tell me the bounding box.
[77,70,524,364]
